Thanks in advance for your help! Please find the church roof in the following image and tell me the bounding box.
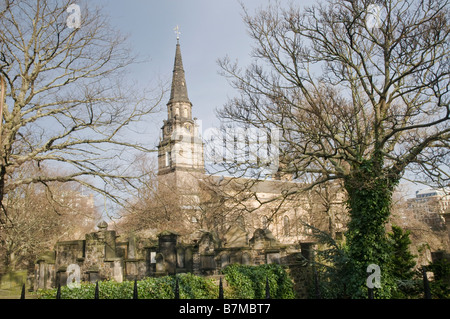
[203,175,303,195]
[168,42,191,105]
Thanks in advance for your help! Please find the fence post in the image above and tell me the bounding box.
[133,279,138,299]
[174,277,179,299]
[56,283,61,299]
[422,266,432,299]
[94,281,99,299]
[265,276,270,299]
[20,284,25,299]
[218,277,224,299]
[314,268,322,299]
[368,287,374,299]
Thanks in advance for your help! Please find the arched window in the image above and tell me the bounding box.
[283,216,290,236]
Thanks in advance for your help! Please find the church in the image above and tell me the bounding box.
[155,37,347,245]
[33,39,348,293]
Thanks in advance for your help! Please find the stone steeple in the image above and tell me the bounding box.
[157,39,204,178]
[168,42,191,106]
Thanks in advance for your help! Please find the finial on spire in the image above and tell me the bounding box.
[174,25,181,43]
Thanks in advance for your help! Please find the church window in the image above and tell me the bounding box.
[283,216,290,236]
[165,151,172,167]
[262,216,268,229]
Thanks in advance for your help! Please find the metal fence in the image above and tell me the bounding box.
[18,267,434,299]
[19,276,272,300]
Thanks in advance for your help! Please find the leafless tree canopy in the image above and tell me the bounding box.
[217,0,449,189]
[0,162,100,271]
[0,0,164,225]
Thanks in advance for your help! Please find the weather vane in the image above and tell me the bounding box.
[174,25,181,42]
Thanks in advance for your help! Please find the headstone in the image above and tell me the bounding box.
[155,253,165,274]
[177,247,185,268]
[127,236,136,260]
[104,231,117,260]
[224,225,248,248]
[150,251,156,264]
[242,252,251,265]
[200,255,216,270]
[199,233,215,253]
[158,231,178,274]
[266,252,281,264]
[57,267,67,287]
[300,242,314,261]
[88,271,99,283]
[184,248,193,272]
[221,254,230,268]
[113,260,123,283]
[250,229,279,249]
[38,262,46,289]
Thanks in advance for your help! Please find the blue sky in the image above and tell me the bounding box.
[92,1,317,147]
[98,0,285,140]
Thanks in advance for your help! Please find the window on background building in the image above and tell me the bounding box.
[283,215,290,236]
[262,216,268,229]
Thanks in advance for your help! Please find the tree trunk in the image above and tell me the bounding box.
[343,159,399,298]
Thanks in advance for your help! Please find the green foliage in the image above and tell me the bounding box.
[35,264,295,299]
[387,225,421,299]
[429,258,450,299]
[221,263,295,299]
[313,222,439,299]
[388,225,417,281]
[36,273,218,299]
[343,159,399,298]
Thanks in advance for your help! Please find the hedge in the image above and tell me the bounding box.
[35,264,295,299]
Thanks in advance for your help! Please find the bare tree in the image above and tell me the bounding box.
[0,162,100,272]
[115,156,196,238]
[0,0,164,225]
[217,0,449,297]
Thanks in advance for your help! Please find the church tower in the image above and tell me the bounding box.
[157,37,205,190]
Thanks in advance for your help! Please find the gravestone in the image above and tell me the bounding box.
[155,253,165,274]
[113,260,123,283]
[127,235,136,260]
[221,254,230,268]
[177,247,185,269]
[242,252,251,265]
[250,229,279,249]
[56,267,67,287]
[224,225,248,248]
[184,248,193,272]
[158,231,178,275]
[300,242,315,261]
[266,252,281,264]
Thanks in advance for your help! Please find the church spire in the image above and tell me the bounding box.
[168,35,191,106]
[157,32,205,177]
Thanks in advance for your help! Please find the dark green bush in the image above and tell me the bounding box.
[36,273,218,299]
[222,263,295,299]
[35,264,296,299]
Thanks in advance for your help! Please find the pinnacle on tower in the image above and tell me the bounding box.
[168,41,191,105]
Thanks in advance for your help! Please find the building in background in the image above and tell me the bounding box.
[407,188,450,231]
